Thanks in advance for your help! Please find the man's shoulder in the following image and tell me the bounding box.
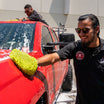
[33,10,38,14]
[65,40,82,51]
[74,40,82,47]
[33,10,43,19]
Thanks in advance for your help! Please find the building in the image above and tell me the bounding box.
[0,0,104,40]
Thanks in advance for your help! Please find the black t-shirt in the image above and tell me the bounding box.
[28,10,48,25]
[57,39,104,104]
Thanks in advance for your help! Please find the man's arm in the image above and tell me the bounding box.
[19,17,30,21]
[9,49,60,75]
[37,52,61,66]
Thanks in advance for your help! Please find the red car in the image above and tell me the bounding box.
[0,21,74,104]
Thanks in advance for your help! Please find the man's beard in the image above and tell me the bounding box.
[82,34,95,47]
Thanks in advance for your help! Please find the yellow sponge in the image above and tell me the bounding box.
[6,19,19,21]
[9,49,38,75]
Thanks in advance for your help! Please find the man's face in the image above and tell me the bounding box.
[25,8,33,16]
[76,19,98,47]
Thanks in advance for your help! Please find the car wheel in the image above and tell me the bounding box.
[36,92,48,104]
[61,64,73,92]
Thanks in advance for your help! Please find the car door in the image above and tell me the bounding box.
[50,29,67,92]
[41,25,57,102]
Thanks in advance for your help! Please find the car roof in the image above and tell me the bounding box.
[0,20,37,24]
[0,20,52,30]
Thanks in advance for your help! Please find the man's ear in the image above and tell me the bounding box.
[31,8,33,11]
[95,26,100,34]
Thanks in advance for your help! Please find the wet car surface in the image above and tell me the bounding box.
[0,21,74,104]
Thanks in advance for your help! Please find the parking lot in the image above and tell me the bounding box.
[56,86,76,104]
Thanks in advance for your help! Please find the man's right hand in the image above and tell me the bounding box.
[9,49,38,76]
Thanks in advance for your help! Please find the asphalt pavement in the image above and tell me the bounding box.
[56,83,76,104]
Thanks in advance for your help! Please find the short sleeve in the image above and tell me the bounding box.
[57,41,76,61]
[28,10,41,21]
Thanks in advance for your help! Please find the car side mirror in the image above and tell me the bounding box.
[42,45,55,54]
[44,33,75,51]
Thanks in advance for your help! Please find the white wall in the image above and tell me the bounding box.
[99,0,104,16]
[0,0,66,27]
[1,0,104,16]
[0,0,104,39]
[42,0,64,13]
[69,0,104,17]
[0,0,64,14]
[0,0,41,11]
[69,0,98,15]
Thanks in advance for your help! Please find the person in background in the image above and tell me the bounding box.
[19,4,48,25]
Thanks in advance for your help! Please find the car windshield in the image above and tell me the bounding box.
[0,23,36,52]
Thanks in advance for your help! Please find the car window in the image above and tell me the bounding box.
[0,23,36,52]
[41,26,53,54]
[41,26,53,45]
[51,29,59,50]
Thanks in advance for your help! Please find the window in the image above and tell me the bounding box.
[0,23,35,52]
[51,29,59,50]
[41,26,53,54]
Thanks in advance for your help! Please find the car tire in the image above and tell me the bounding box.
[61,64,73,92]
[36,92,47,104]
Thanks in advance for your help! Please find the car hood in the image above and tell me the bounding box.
[0,49,11,61]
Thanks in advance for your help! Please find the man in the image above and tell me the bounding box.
[19,4,48,25]
[37,14,104,104]
[10,14,104,104]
